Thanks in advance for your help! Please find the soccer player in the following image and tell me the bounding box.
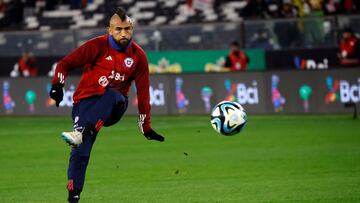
[49,8,165,203]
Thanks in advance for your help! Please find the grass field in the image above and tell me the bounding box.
[0,115,360,203]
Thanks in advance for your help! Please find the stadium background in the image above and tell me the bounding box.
[0,0,360,203]
[1,0,360,116]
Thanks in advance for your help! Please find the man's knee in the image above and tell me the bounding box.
[103,99,127,127]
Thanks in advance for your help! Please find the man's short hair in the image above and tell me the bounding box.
[106,7,129,26]
[230,41,240,47]
[343,27,354,35]
[114,7,127,21]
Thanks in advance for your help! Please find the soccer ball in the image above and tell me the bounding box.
[210,101,247,136]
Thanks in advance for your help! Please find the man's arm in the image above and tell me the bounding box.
[50,39,100,106]
[52,39,100,85]
[135,51,151,133]
[135,51,164,142]
[224,55,232,68]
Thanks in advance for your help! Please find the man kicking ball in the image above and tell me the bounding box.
[49,7,164,203]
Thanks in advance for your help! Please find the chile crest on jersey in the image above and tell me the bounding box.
[124,57,134,68]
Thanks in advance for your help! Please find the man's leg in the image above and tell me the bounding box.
[65,89,127,202]
[62,88,126,146]
[66,98,98,202]
[67,131,96,202]
[103,96,128,127]
[82,88,127,132]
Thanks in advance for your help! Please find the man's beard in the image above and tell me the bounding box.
[117,38,130,49]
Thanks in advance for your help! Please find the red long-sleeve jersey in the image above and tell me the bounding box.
[52,34,151,134]
[225,51,248,71]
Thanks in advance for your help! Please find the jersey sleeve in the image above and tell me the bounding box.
[52,39,100,85]
[224,55,231,68]
[135,51,151,134]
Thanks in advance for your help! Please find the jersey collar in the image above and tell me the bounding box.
[109,34,132,52]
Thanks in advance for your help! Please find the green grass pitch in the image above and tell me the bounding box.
[0,115,360,203]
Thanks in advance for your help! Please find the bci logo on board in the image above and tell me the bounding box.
[294,56,329,70]
[326,76,360,104]
[224,79,259,105]
[339,79,360,103]
[236,81,259,104]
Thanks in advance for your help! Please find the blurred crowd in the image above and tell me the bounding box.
[237,0,360,19]
[0,0,359,30]
[0,0,92,29]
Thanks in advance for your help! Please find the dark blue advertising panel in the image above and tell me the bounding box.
[265,48,339,70]
[0,76,171,116]
[0,77,77,116]
[263,71,321,113]
[1,69,359,116]
[263,69,360,113]
[165,73,267,115]
[316,69,360,113]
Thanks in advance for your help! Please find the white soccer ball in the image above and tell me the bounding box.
[210,101,247,136]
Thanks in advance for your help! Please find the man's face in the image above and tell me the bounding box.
[108,15,134,49]
[230,45,239,53]
[342,32,351,39]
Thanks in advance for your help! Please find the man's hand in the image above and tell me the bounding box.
[49,83,64,107]
[144,129,165,142]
